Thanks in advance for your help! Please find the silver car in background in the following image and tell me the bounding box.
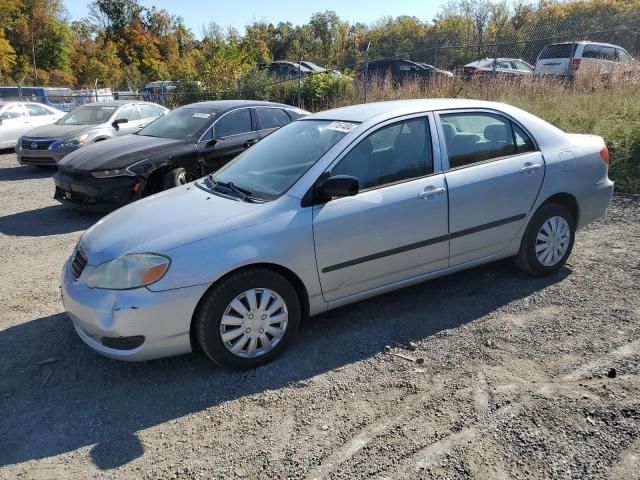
[0,101,65,149]
[16,100,168,166]
[61,99,613,369]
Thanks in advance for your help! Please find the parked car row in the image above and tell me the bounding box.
[35,96,613,371]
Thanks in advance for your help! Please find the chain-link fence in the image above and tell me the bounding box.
[6,21,640,112]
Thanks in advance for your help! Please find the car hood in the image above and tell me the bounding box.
[59,134,184,171]
[80,184,266,265]
[24,124,99,139]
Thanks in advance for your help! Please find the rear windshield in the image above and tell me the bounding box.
[538,44,576,60]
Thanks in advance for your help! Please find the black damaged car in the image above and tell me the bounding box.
[53,100,308,211]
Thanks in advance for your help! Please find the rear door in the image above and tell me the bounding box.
[24,103,57,127]
[535,43,577,75]
[313,114,449,302]
[199,107,258,173]
[436,109,544,266]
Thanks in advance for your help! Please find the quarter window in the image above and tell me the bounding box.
[215,109,252,137]
[331,117,433,190]
[256,108,291,130]
[441,112,522,168]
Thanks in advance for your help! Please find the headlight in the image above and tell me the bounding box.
[86,254,170,290]
[91,168,134,178]
[60,134,89,148]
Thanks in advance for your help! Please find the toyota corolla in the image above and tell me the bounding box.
[61,99,613,369]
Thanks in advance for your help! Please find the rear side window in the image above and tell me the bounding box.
[3,104,27,118]
[538,43,576,59]
[215,109,252,137]
[256,108,291,130]
[440,112,518,168]
[25,104,50,116]
[138,104,160,118]
[331,117,433,190]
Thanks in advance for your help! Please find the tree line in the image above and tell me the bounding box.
[0,0,638,92]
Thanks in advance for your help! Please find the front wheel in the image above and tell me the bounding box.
[162,167,190,190]
[194,269,301,369]
[515,203,575,276]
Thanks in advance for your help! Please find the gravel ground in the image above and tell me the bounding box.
[0,150,639,480]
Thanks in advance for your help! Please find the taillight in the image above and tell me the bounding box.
[599,146,609,165]
[571,58,581,71]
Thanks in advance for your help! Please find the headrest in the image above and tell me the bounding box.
[484,123,509,142]
[441,122,457,141]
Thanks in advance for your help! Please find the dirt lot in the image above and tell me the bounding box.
[0,150,639,480]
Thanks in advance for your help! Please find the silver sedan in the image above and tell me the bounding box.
[61,99,613,369]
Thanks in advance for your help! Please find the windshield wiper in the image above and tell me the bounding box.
[207,176,256,202]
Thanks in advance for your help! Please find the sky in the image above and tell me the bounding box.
[63,0,446,37]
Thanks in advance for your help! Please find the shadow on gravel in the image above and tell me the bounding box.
[0,261,570,470]
[0,164,57,182]
[0,205,98,236]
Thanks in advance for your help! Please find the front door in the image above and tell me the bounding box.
[436,110,545,265]
[199,108,258,173]
[313,115,449,302]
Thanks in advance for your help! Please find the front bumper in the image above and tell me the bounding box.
[61,255,210,361]
[16,147,69,166]
[54,170,142,211]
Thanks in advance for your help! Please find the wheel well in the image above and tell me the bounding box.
[188,263,311,351]
[141,167,171,197]
[540,193,579,224]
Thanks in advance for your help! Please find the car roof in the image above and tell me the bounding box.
[303,99,515,123]
[181,100,298,112]
[546,41,622,48]
[80,100,161,107]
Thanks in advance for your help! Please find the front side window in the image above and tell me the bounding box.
[116,104,141,121]
[440,112,522,168]
[256,108,291,130]
[215,109,252,138]
[331,117,432,190]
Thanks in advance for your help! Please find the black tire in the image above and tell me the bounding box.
[515,203,575,277]
[194,268,301,370]
[162,167,189,190]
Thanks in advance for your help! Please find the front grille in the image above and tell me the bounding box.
[70,249,88,280]
[22,138,56,150]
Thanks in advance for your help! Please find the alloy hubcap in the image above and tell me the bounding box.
[220,288,288,358]
[177,172,188,185]
[535,216,570,267]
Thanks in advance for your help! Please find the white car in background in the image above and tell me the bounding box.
[0,101,64,149]
[535,41,634,77]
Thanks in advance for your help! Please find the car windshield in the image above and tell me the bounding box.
[139,107,217,140]
[57,105,116,125]
[200,120,353,201]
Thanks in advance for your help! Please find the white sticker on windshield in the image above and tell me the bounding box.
[327,121,357,133]
[192,113,210,119]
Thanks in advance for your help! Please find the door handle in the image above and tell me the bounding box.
[244,140,258,148]
[418,186,446,200]
[519,162,542,174]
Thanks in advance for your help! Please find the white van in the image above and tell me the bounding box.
[535,41,633,76]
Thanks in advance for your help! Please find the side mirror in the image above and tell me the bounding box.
[317,175,359,201]
[112,118,129,128]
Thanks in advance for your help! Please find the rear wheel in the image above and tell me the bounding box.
[162,167,189,190]
[515,203,575,276]
[194,269,301,369]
